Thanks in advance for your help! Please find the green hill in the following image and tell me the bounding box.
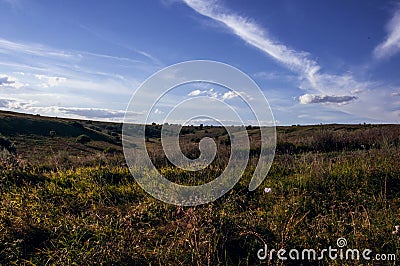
[0,110,123,159]
[0,110,117,142]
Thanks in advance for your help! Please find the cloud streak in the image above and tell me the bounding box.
[0,37,160,121]
[182,0,320,84]
[0,38,74,60]
[0,38,151,65]
[182,0,374,97]
[299,94,357,105]
[374,5,400,60]
[0,97,139,120]
[58,107,135,119]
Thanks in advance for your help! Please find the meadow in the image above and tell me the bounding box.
[0,111,399,265]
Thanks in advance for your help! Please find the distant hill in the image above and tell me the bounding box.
[0,109,399,160]
[0,110,118,143]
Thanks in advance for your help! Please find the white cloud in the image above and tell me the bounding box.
[154,108,164,114]
[0,98,16,108]
[188,89,206,96]
[181,0,400,123]
[207,88,219,98]
[0,75,25,89]
[221,90,254,101]
[187,87,254,103]
[374,6,400,59]
[35,74,67,87]
[0,76,15,85]
[391,91,400,97]
[221,91,237,100]
[187,88,218,98]
[0,98,35,110]
[299,94,357,105]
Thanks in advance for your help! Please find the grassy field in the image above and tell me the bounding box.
[0,110,399,265]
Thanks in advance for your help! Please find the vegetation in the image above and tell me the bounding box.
[0,135,15,154]
[0,110,399,265]
[76,134,91,144]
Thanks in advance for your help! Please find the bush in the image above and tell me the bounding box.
[103,147,119,154]
[70,121,84,128]
[0,135,16,153]
[76,134,91,144]
[192,137,200,143]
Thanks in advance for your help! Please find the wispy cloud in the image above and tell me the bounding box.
[0,38,75,60]
[35,74,67,88]
[253,71,297,82]
[58,107,136,119]
[182,0,372,99]
[182,0,400,122]
[0,38,156,73]
[374,5,400,60]
[78,24,163,66]
[0,37,160,121]
[182,0,320,84]
[0,97,140,120]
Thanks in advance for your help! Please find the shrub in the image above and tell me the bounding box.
[312,129,337,152]
[76,134,91,144]
[70,121,84,129]
[103,147,119,154]
[0,135,16,153]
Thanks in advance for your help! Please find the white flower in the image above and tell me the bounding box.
[264,187,272,193]
[393,225,400,235]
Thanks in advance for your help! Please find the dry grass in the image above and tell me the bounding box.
[0,124,399,265]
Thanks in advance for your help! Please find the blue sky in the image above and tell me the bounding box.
[0,0,399,125]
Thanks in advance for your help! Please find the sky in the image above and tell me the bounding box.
[0,0,400,125]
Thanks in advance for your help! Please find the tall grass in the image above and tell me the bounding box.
[0,126,399,265]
